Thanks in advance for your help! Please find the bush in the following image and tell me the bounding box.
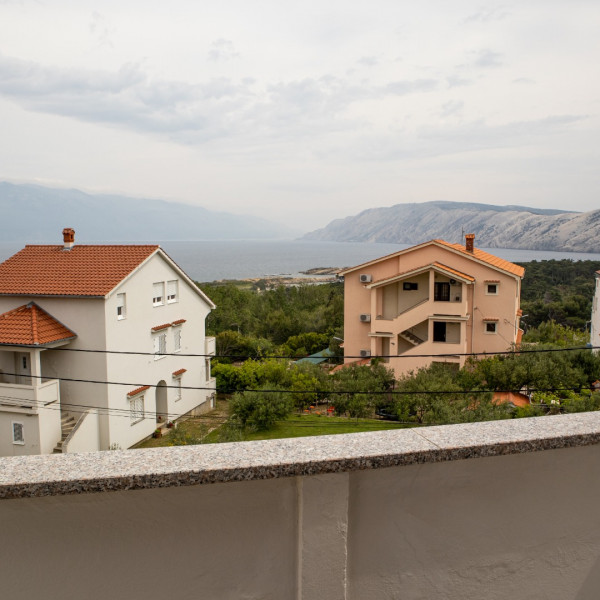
[229,386,294,431]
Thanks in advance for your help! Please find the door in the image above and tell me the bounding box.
[433,322,447,343]
[15,352,31,385]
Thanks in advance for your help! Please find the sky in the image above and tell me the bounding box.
[0,0,598,232]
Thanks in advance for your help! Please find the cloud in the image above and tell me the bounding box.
[89,11,114,48]
[208,39,240,62]
[464,6,510,23]
[385,79,438,95]
[357,56,378,67]
[352,114,587,162]
[440,100,464,118]
[470,49,503,69]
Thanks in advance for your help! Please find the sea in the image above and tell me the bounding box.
[1,240,600,282]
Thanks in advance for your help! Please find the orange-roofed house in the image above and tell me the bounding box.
[339,234,525,378]
[0,229,216,456]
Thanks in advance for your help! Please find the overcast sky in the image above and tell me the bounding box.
[0,1,598,232]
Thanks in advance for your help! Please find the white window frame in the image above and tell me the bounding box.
[205,358,211,382]
[12,421,25,445]
[484,321,498,334]
[154,332,167,360]
[173,326,182,353]
[129,395,145,425]
[167,280,179,304]
[485,283,499,296]
[153,282,165,306]
[117,293,127,320]
[174,377,182,402]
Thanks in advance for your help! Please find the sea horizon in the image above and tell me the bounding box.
[1,239,600,283]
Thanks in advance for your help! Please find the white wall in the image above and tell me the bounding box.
[591,274,600,349]
[3,444,600,599]
[103,253,214,449]
[63,410,100,454]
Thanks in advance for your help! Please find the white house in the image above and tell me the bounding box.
[0,228,216,455]
[592,270,600,350]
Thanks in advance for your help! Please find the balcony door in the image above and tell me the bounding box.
[15,352,31,385]
[434,282,450,302]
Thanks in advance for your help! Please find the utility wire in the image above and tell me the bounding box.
[11,344,600,360]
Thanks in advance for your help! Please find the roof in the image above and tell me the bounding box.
[340,239,525,279]
[0,245,158,297]
[0,302,77,346]
[433,240,525,277]
[294,347,335,365]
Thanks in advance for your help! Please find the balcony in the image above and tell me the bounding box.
[0,379,59,414]
[2,412,600,598]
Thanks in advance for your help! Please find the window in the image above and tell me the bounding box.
[173,327,181,352]
[485,321,498,334]
[174,378,182,402]
[433,321,447,342]
[22,356,27,369]
[167,280,179,303]
[12,422,24,445]
[205,358,211,382]
[403,282,418,291]
[486,283,499,295]
[434,282,450,302]
[130,395,145,424]
[117,293,126,320]
[154,333,167,359]
[153,282,165,306]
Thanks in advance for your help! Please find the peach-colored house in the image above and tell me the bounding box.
[340,235,525,377]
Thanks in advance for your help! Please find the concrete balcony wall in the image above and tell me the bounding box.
[3,413,600,599]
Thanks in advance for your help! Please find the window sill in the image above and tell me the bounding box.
[154,355,167,361]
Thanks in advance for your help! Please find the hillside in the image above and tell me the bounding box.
[302,201,600,252]
[0,182,298,242]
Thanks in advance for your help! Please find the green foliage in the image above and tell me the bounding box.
[203,281,344,351]
[522,321,589,346]
[229,386,294,431]
[278,332,330,358]
[518,260,600,330]
[393,362,502,424]
[331,363,395,419]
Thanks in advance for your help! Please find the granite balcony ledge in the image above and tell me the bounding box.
[2,411,600,500]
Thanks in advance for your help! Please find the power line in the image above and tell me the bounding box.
[10,343,600,361]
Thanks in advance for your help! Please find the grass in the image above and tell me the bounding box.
[203,413,414,443]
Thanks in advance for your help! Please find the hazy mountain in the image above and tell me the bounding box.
[302,201,600,252]
[0,182,298,242]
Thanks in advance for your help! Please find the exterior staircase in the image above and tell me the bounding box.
[399,329,424,346]
[53,413,77,454]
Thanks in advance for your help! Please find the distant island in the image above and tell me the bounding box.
[0,181,299,242]
[302,201,600,253]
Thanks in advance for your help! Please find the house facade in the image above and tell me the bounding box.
[0,229,216,455]
[592,270,600,350]
[340,234,525,377]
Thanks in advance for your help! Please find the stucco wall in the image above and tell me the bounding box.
[344,243,521,375]
[103,253,214,449]
[2,444,600,599]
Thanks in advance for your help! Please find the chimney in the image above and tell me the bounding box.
[465,233,475,253]
[62,228,75,250]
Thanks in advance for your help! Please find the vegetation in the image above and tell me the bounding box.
[517,259,600,330]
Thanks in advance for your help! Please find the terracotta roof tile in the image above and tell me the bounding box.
[0,245,159,297]
[0,302,76,346]
[431,262,475,282]
[127,385,150,398]
[433,240,525,278]
[172,368,187,377]
[151,323,171,332]
[172,319,186,325]
[370,262,474,286]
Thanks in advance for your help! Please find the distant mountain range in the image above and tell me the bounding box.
[302,201,600,253]
[0,182,298,242]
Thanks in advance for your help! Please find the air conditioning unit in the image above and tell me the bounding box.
[359,274,372,283]
[359,313,371,322]
[360,349,371,358]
